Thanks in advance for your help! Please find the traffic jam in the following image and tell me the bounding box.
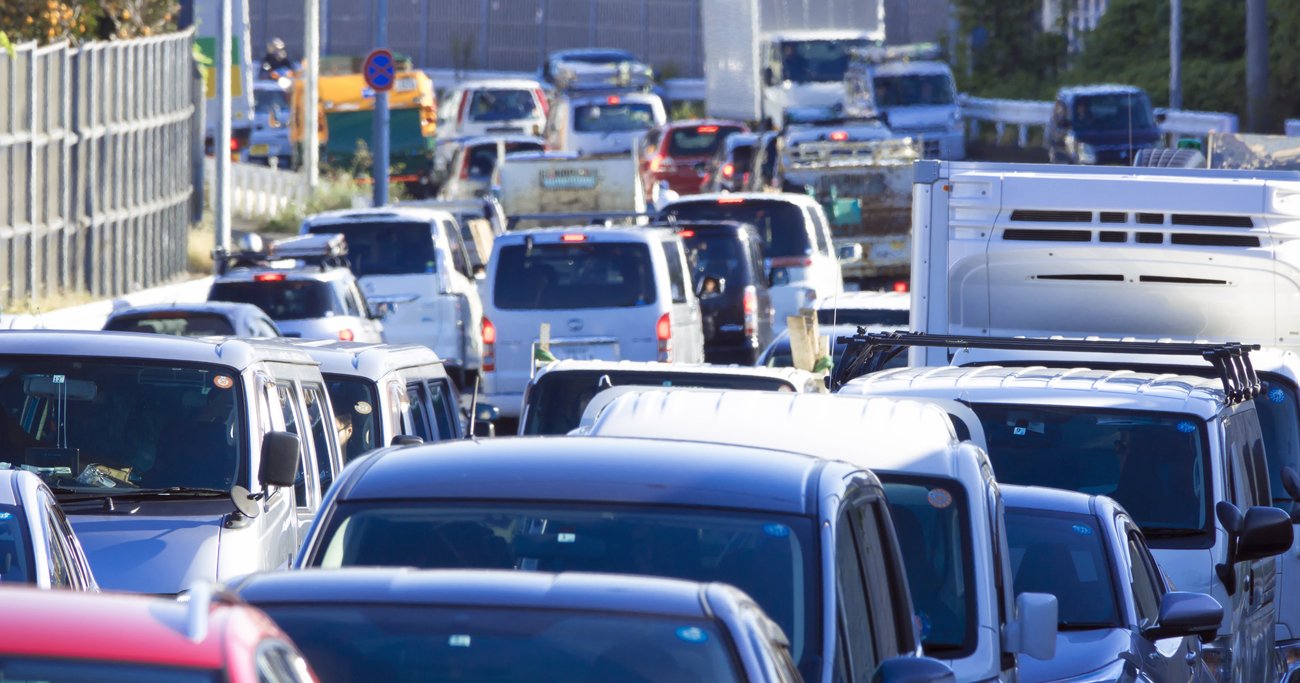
[4,21,1300,683]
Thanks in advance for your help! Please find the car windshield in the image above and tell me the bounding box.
[1005,508,1122,631]
[681,230,750,285]
[573,103,655,133]
[880,477,976,657]
[972,405,1211,545]
[0,503,33,584]
[814,308,909,326]
[1071,93,1156,131]
[104,313,237,337]
[468,89,538,122]
[0,358,245,493]
[254,87,289,114]
[311,502,819,674]
[210,279,336,320]
[258,604,742,683]
[0,658,219,683]
[1255,377,1300,509]
[668,125,743,158]
[560,51,634,66]
[522,370,795,435]
[780,39,874,84]
[666,200,812,259]
[872,73,956,107]
[305,222,436,277]
[323,375,381,463]
[493,242,656,310]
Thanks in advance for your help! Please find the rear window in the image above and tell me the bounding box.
[306,222,436,276]
[468,89,539,122]
[814,308,909,326]
[681,231,750,284]
[494,242,656,310]
[667,125,743,158]
[573,103,655,133]
[729,144,754,172]
[210,280,336,320]
[666,200,811,258]
[105,312,237,337]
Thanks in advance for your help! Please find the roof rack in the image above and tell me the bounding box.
[213,233,350,275]
[831,331,1262,403]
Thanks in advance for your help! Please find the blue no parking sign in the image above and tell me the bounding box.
[363,48,395,92]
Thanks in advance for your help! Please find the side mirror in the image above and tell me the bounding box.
[695,274,726,298]
[258,431,301,488]
[1237,505,1294,561]
[1140,591,1223,643]
[391,435,424,447]
[470,403,500,438]
[1282,465,1300,523]
[837,243,864,263]
[871,656,955,683]
[1155,111,1169,125]
[762,66,776,87]
[1008,592,1058,661]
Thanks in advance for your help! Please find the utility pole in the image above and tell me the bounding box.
[1245,0,1269,132]
[1169,0,1181,110]
[216,0,232,253]
[304,0,320,189]
[372,0,390,207]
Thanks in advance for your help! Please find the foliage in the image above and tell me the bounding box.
[0,0,178,46]
[949,0,1068,99]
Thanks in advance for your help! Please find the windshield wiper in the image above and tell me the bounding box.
[921,643,966,655]
[1140,527,1205,539]
[1058,622,1117,632]
[112,487,229,498]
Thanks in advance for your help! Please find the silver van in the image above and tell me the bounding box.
[481,226,705,419]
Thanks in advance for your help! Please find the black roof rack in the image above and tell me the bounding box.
[831,330,1262,403]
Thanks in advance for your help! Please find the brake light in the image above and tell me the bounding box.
[459,152,471,180]
[253,272,286,282]
[742,285,758,338]
[230,137,240,152]
[560,233,587,242]
[338,328,355,342]
[481,317,496,372]
[606,95,621,105]
[649,156,662,172]
[829,130,849,141]
[718,197,744,204]
[697,125,718,133]
[677,229,695,238]
[456,91,471,125]
[656,312,672,362]
[893,280,909,293]
[769,256,813,268]
[721,162,734,179]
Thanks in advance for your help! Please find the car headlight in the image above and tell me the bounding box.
[1076,141,1097,164]
[1202,636,1232,683]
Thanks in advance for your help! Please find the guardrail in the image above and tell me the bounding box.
[204,159,306,222]
[960,95,1240,149]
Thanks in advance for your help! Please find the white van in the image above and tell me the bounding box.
[301,207,484,388]
[437,78,549,139]
[545,91,667,156]
[578,388,1059,680]
[661,193,844,333]
[481,226,705,418]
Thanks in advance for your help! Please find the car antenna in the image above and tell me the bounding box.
[466,374,481,439]
[1128,90,1134,156]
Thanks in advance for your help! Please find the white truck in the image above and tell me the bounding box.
[844,45,965,160]
[701,0,883,128]
[191,0,256,157]
[494,151,646,230]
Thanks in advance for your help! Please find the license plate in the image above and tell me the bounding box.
[869,239,909,263]
[251,144,270,156]
[550,343,614,361]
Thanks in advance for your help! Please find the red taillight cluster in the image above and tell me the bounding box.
[656,313,672,362]
[338,328,355,342]
[742,285,758,339]
[481,317,496,372]
[893,280,909,293]
[721,162,735,179]
[253,272,286,282]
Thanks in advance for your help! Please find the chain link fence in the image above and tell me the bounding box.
[0,30,199,309]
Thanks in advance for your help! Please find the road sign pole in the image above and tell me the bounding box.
[372,0,390,207]
[304,0,320,189]
[216,0,232,255]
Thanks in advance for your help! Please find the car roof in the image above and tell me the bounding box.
[233,568,719,619]
[726,133,760,148]
[213,264,353,284]
[812,291,910,311]
[584,389,966,477]
[567,91,663,106]
[0,586,232,668]
[453,78,545,91]
[1001,484,1098,517]
[304,207,456,225]
[276,340,445,379]
[496,225,670,244]
[949,342,1300,386]
[457,134,547,148]
[870,60,954,77]
[846,365,1229,417]
[107,301,271,319]
[337,436,833,514]
[0,330,317,369]
[532,359,818,386]
[0,469,30,506]
[550,48,637,60]
[1058,84,1148,98]
[667,192,821,210]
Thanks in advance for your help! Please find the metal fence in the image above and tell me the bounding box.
[205,158,308,221]
[0,30,198,309]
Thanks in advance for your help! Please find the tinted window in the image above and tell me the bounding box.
[779,39,873,84]
[105,313,237,337]
[0,503,32,584]
[305,222,436,276]
[302,384,336,493]
[835,511,876,681]
[661,242,688,304]
[573,103,656,133]
[1072,93,1156,131]
[872,74,956,107]
[1127,533,1163,623]
[667,125,743,158]
[405,385,435,441]
[313,502,820,675]
[814,308,909,326]
[522,370,795,436]
[493,242,656,310]
[275,383,310,507]
[729,143,755,172]
[427,380,459,440]
[682,230,750,284]
[467,89,539,122]
[210,280,335,320]
[666,200,812,258]
[1005,508,1122,630]
[259,605,742,683]
[323,375,380,463]
[0,659,219,683]
[973,405,1211,544]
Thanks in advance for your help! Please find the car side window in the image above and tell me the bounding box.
[274,383,313,508]
[335,281,361,318]
[661,241,688,304]
[856,498,910,656]
[49,501,92,590]
[805,206,830,254]
[302,383,337,493]
[1251,438,1270,506]
[835,508,876,683]
[256,639,313,683]
[405,384,435,441]
[427,379,459,440]
[1126,532,1163,624]
[42,505,72,589]
[442,220,473,279]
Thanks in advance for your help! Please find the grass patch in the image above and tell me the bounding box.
[189,213,216,275]
[258,173,408,235]
[6,288,98,315]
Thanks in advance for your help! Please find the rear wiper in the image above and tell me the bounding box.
[1140,526,1205,539]
[1058,622,1116,632]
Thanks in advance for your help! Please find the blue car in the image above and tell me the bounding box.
[1047,85,1161,165]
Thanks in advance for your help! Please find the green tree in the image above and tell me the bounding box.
[0,0,177,46]
[950,0,1068,99]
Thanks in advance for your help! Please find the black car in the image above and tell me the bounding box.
[702,132,759,193]
[673,220,774,364]
[1046,85,1160,165]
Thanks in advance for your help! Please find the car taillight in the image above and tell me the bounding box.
[481,317,496,372]
[253,272,287,282]
[769,256,813,268]
[656,313,672,362]
[742,285,758,338]
[230,137,241,152]
[534,88,549,117]
[338,328,354,342]
[456,92,471,125]
[721,162,734,179]
[893,280,909,293]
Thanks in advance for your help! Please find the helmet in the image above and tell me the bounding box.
[267,38,286,54]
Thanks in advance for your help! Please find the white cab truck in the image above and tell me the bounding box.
[701,0,882,128]
[495,151,646,230]
[846,48,964,160]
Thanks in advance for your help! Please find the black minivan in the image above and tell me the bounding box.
[673,221,775,364]
[1047,85,1161,165]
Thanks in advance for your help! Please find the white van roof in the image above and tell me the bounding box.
[534,359,825,390]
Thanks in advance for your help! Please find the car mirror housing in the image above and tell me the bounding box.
[258,431,300,489]
[871,656,955,683]
[1008,592,1058,661]
[1236,505,1294,561]
[1141,591,1223,642]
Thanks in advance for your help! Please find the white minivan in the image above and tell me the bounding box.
[301,207,484,388]
[545,91,667,156]
[661,193,844,332]
[481,226,705,418]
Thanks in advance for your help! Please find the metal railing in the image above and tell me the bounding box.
[204,158,307,221]
[0,31,199,308]
[960,95,1240,149]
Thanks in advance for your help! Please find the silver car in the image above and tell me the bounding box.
[103,301,281,338]
[1004,485,1221,683]
[0,470,98,590]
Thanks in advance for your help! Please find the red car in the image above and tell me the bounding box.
[0,583,317,682]
[638,119,748,198]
